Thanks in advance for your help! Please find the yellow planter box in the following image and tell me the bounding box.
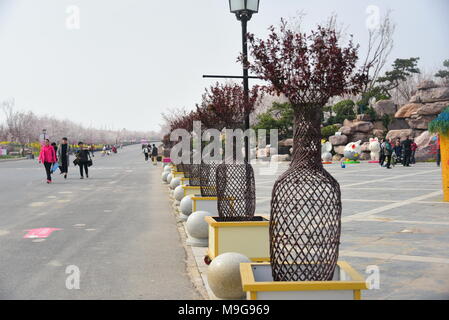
[240,261,368,300]
[192,196,218,215]
[182,186,201,197]
[205,216,270,262]
[172,171,184,178]
[180,177,190,186]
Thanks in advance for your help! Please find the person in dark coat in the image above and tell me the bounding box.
[383,139,393,169]
[58,137,70,179]
[401,136,413,167]
[76,142,91,179]
[151,144,158,166]
[379,139,386,166]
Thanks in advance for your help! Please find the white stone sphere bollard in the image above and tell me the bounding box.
[179,195,194,221]
[164,165,171,172]
[166,173,173,184]
[161,171,170,183]
[186,211,212,247]
[170,177,181,190]
[207,252,251,299]
[174,185,185,202]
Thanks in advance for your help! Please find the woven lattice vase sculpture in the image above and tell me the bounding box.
[200,162,219,197]
[216,163,256,221]
[189,163,201,187]
[270,107,342,281]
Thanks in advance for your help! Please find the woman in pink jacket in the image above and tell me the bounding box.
[39,139,57,183]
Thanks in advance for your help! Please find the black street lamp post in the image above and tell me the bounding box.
[229,0,260,162]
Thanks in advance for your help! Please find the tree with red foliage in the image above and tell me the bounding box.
[196,82,261,131]
[246,20,368,282]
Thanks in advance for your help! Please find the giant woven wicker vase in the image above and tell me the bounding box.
[189,163,201,187]
[270,107,342,282]
[216,163,256,221]
[200,162,219,197]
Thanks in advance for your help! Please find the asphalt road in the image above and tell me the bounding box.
[0,145,200,299]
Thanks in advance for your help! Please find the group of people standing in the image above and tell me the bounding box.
[142,144,158,165]
[38,138,93,183]
[379,136,418,169]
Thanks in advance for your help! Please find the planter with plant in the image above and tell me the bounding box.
[238,20,369,299]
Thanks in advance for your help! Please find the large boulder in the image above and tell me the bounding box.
[351,121,374,133]
[329,134,348,146]
[373,121,387,131]
[356,114,372,121]
[333,145,345,155]
[386,129,413,141]
[351,132,370,143]
[416,101,449,116]
[343,119,353,127]
[395,103,422,118]
[410,86,449,103]
[339,126,352,135]
[406,114,434,130]
[414,131,438,161]
[373,129,385,139]
[388,119,410,130]
[373,99,396,117]
[332,154,342,161]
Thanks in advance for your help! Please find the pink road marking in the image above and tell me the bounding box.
[23,228,62,239]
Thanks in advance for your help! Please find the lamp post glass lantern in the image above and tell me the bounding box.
[229,0,260,17]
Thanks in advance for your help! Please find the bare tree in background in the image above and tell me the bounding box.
[361,10,395,93]
[0,99,159,146]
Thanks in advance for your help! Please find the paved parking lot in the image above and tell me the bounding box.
[252,161,449,299]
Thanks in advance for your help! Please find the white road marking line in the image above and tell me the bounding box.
[57,199,71,203]
[339,250,449,264]
[58,191,73,194]
[0,230,10,236]
[342,190,443,222]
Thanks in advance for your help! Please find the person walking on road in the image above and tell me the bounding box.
[38,139,57,184]
[379,138,386,167]
[401,136,413,167]
[151,144,158,166]
[58,137,70,179]
[143,145,150,161]
[383,139,393,169]
[393,138,402,165]
[411,139,418,164]
[76,142,92,179]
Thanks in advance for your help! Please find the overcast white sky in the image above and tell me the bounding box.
[0,0,448,132]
